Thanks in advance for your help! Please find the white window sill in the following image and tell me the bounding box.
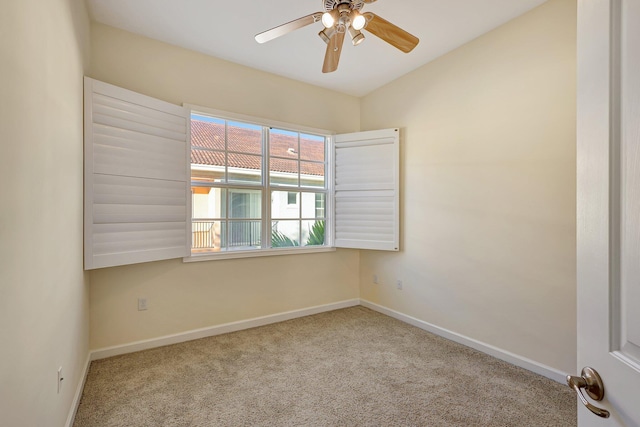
[183,246,336,262]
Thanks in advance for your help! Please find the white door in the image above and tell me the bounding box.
[576,0,640,425]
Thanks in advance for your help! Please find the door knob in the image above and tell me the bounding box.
[566,367,610,418]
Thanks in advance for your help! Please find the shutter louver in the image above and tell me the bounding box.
[334,128,399,251]
[84,78,190,269]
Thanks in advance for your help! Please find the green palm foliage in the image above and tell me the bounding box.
[271,220,325,247]
[306,220,325,246]
[271,229,299,247]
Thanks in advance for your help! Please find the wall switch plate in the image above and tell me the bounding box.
[373,274,379,284]
[138,298,148,311]
[396,280,403,290]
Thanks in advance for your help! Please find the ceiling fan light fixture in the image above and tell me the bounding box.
[319,27,336,44]
[351,11,366,31]
[348,27,365,46]
[321,10,338,28]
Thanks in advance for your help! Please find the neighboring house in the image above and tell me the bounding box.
[190,117,326,251]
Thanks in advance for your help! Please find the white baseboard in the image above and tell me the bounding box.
[88,298,564,381]
[65,353,91,427]
[360,300,567,384]
[90,299,360,361]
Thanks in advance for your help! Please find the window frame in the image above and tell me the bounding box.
[184,105,335,262]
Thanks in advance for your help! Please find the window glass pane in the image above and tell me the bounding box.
[191,188,227,252]
[227,220,261,250]
[192,220,225,252]
[191,115,225,151]
[191,114,226,183]
[228,189,262,219]
[302,220,325,246]
[270,128,299,159]
[271,220,300,247]
[228,153,262,184]
[300,161,325,188]
[301,192,325,219]
[227,121,262,155]
[299,134,325,162]
[192,188,226,219]
[270,158,299,186]
[191,152,226,183]
[271,191,299,219]
[315,193,325,218]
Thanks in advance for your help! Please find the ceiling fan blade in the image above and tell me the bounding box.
[255,12,323,44]
[362,12,419,53]
[322,30,346,73]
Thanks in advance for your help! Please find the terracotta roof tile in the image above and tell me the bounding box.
[191,120,225,151]
[190,119,325,177]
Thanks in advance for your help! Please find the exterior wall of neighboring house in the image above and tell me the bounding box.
[359,0,577,374]
[88,23,361,350]
[271,191,323,245]
[0,0,91,425]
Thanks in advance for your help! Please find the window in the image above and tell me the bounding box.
[83,78,399,269]
[190,113,328,254]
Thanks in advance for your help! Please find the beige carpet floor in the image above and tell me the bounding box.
[74,306,576,426]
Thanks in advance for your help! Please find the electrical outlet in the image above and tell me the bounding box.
[138,297,148,311]
[373,274,379,284]
[396,280,403,290]
[57,367,63,394]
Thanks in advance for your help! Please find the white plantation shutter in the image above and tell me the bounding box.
[334,128,399,251]
[84,78,190,269]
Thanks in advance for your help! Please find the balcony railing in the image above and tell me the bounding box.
[192,219,261,250]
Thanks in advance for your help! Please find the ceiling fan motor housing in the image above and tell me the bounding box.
[323,0,364,12]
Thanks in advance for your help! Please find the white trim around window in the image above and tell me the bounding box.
[183,104,334,137]
[183,246,337,262]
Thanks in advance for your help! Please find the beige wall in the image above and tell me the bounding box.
[88,24,361,350]
[90,23,359,134]
[90,253,359,348]
[359,0,577,373]
[0,0,91,425]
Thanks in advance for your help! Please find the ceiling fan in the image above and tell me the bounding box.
[255,0,419,73]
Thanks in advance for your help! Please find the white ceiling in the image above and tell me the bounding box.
[86,0,548,97]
